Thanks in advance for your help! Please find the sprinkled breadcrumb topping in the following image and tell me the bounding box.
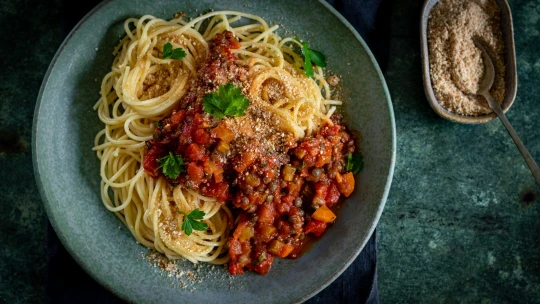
[146,251,241,291]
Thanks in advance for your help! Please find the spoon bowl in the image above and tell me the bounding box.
[473,38,495,95]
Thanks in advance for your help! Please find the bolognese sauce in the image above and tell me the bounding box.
[143,31,357,275]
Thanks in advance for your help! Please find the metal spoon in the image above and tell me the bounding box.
[473,37,540,187]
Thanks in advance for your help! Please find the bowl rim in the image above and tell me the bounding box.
[32,0,396,302]
[420,0,518,124]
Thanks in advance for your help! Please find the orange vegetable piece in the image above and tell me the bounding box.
[210,125,235,143]
[233,151,257,173]
[278,244,294,258]
[337,172,355,197]
[267,240,294,258]
[311,205,336,223]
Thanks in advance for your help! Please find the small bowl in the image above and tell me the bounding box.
[420,0,517,124]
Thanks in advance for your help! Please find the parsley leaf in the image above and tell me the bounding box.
[307,48,327,68]
[157,152,185,179]
[202,83,250,119]
[299,41,327,78]
[346,152,364,175]
[179,208,209,236]
[162,42,187,60]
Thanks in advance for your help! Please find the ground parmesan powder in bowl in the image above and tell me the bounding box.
[429,0,505,116]
[420,0,517,123]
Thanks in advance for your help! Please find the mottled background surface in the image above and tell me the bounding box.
[379,0,540,303]
[1,0,539,303]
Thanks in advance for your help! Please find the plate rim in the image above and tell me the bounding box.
[32,0,396,302]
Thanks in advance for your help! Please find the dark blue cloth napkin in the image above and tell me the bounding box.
[47,1,390,303]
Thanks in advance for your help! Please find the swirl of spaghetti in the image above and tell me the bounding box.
[93,11,341,265]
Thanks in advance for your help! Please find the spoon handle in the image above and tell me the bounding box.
[483,93,540,187]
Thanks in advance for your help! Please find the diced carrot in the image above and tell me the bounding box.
[337,172,355,197]
[234,151,257,172]
[311,205,336,223]
[266,240,294,258]
[278,244,294,258]
[211,125,235,143]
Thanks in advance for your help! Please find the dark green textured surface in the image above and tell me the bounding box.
[0,0,63,303]
[378,0,540,303]
[1,0,539,303]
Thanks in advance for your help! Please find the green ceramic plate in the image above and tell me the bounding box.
[33,0,395,302]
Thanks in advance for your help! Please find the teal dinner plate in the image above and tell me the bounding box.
[33,0,395,302]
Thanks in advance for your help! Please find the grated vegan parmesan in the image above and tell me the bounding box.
[428,0,506,116]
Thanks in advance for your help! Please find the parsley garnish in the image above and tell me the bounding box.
[202,83,250,119]
[346,152,364,175]
[179,208,209,236]
[297,39,327,78]
[157,152,185,179]
[162,42,187,60]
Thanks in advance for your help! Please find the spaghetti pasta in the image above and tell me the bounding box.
[93,10,344,268]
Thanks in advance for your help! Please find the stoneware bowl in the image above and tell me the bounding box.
[33,0,395,302]
[420,0,517,124]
